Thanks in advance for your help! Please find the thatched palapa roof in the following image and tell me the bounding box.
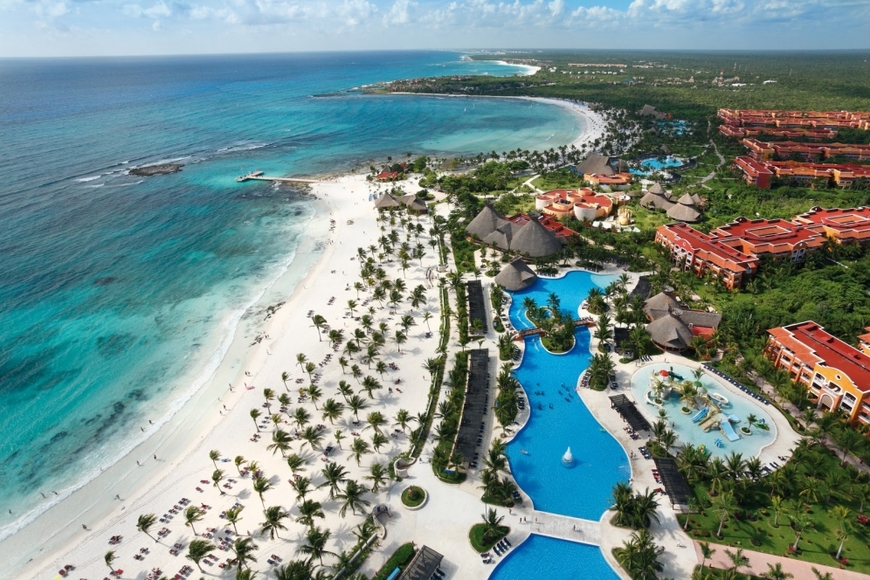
[640,184,675,211]
[666,194,702,222]
[494,259,538,291]
[646,313,695,351]
[373,193,400,209]
[510,218,563,257]
[576,152,615,176]
[466,205,507,240]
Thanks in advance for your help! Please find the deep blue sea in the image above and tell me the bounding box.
[0,51,581,540]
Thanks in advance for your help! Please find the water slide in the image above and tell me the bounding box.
[724,414,741,423]
[720,420,740,442]
[691,407,709,423]
[699,412,721,432]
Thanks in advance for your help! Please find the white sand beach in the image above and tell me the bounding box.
[10,103,637,580]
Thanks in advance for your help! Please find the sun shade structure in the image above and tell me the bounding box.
[640,184,675,211]
[494,259,538,291]
[609,394,652,433]
[652,457,692,507]
[397,545,444,580]
[466,280,488,334]
[451,349,490,464]
[509,218,563,257]
[465,205,563,257]
[373,193,428,213]
[666,194,702,222]
[373,193,401,209]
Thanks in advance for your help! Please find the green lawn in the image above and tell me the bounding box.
[469,524,510,553]
[401,486,426,507]
[680,445,870,575]
[371,543,416,580]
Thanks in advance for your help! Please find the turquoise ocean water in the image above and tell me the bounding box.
[0,51,582,541]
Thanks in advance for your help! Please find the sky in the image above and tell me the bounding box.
[1,0,869,57]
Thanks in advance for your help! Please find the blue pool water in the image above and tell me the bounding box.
[490,534,620,580]
[630,155,686,176]
[629,363,777,458]
[505,271,630,520]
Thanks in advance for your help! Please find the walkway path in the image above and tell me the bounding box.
[700,139,726,184]
[697,540,868,580]
[519,509,601,545]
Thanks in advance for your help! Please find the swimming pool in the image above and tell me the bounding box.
[629,363,777,458]
[630,155,686,176]
[489,534,620,580]
[506,271,631,521]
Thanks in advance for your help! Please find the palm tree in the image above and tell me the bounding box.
[361,375,382,399]
[422,311,433,330]
[769,495,785,527]
[236,569,259,580]
[350,364,363,383]
[366,462,389,492]
[375,360,388,378]
[338,356,349,374]
[291,494,321,525]
[829,505,852,560]
[136,513,158,542]
[184,505,205,536]
[394,330,407,353]
[250,408,261,432]
[260,506,289,539]
[212,468,226,494]
[394,408,415,433]
[337,380,354,401]
[307,384,323,409]
[293,407,311,430]
[631,488,661,528]
[319,462,349,499]
[296,353,308,372]
[280,370,290,391]
[225,506,243,535]
[699,542,715,569]
[349,437,371,465]
[286,453,306,474]
[304,362,317,381]
[234,455,247,477]
[346,299,358,317]
[371,431,389,453]
[275,560,316,580]
[480,508,505,543]
[311,314,327,341]
[348,394,368,420]
[613,528,663,580]
[725,547,749,577]
[762,563,794,580]
[252,476,272,509]
[185,539,215,572]
[232,536,259,571]
[209,449,221,470]
[321,398,344,424]
[297,526,336,567]
[337,480,371,517]
[104,550,117,574]
[365,411,387,434]
[712,491,736,538]
[267,429,293,457]
[300,425,324,451]
[291,476,313,501]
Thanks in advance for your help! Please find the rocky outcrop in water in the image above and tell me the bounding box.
[129,163,183,176]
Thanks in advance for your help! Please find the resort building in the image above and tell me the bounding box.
[571,153,633,190]
[655,223,759,290]
[719,109,870,132]
[764,321,870,427]
[742,138,870,162]
[732,156,870,189]
[639,104,669,120]
[372,192,428,213]
[465,205,565,258]
[792,207,870,244]
[643,292,721,352]
[709,217,825,260]
[535,188,613,221]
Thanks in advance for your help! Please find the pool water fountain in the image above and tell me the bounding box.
[561,447,575,467]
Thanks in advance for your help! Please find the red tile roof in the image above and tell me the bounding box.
[769,321,870,393]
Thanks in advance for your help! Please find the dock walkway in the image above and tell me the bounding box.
[236,171,321,184]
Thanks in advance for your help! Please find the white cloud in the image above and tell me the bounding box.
[384,0,410,25]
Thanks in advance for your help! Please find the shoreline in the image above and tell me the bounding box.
[3,190,335,577]
[385,92,606,153]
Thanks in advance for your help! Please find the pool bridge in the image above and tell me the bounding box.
[514,317,595,341]
[520,509,602,546]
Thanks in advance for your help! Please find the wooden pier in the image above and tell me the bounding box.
[236,171,321,184]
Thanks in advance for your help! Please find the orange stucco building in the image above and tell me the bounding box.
[764,321,870,427]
